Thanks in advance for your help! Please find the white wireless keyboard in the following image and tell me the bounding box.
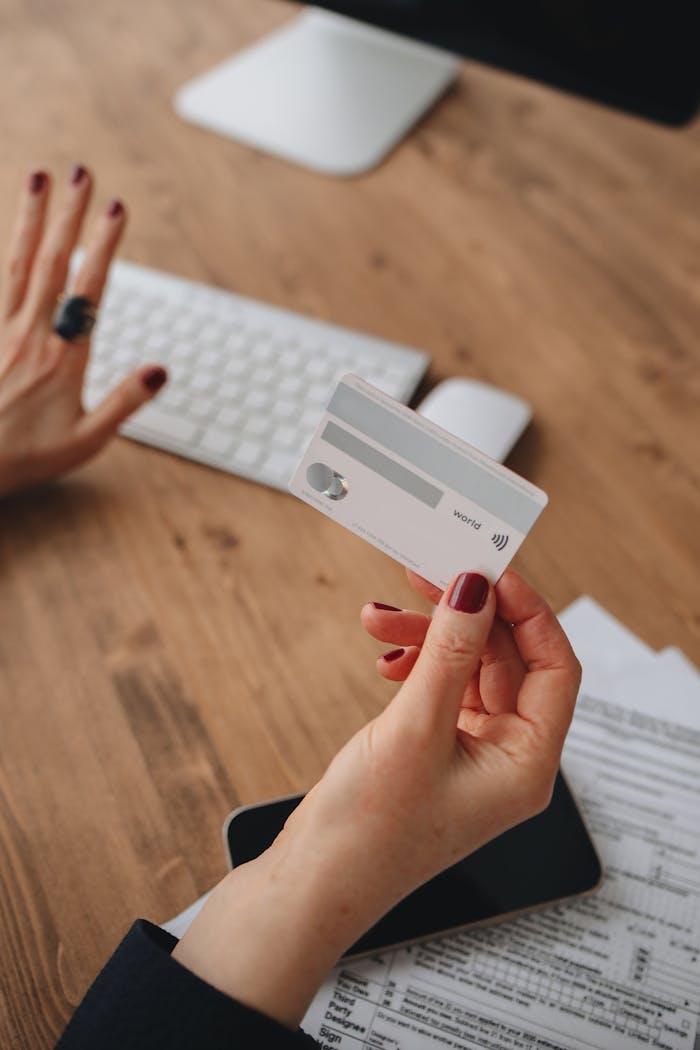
[84,259,429,491]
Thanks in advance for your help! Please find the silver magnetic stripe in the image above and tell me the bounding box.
[321,422,443,509]
[328,383,538,532]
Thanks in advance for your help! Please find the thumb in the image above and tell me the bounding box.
[73,364,167,457]
[397,572,496,732]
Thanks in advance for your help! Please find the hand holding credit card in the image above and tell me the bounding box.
[290,375,547,587]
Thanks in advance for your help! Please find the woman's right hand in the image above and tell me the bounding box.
[173,568,581,1030]
[291,568,582,918]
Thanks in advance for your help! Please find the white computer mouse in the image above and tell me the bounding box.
[415,378,532,463]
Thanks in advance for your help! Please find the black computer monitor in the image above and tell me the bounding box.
[314,1,696,124]
[310,1,699,126]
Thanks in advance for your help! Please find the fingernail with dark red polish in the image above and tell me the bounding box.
[382,648,405,662]
[143,366,167,392]
[28,170,47,194]
[70,164,87,185]
[371,602,401,612]
[106,199,123,218]
[448,573,489,614]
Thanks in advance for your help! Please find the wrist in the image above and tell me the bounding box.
[172,813,378,1029]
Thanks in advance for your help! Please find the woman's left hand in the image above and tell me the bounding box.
[0,166,167,497]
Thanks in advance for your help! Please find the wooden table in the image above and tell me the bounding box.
[1,1,698,1044]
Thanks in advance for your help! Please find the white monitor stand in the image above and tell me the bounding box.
[174,9,459,177]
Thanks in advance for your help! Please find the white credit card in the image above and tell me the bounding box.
[289,375,548,588]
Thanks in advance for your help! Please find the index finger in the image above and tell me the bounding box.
[495,569,581,742]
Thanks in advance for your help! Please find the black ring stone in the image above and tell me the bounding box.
[52,296,96,341]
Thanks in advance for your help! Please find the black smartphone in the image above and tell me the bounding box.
[223,771,602,958]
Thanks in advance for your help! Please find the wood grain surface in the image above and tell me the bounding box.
[1,1,699,1044]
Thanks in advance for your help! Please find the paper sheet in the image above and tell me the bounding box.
[558,597,656,703]
[301,689,700,1049]
[560,598,700,729]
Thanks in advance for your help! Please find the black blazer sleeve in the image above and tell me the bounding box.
[55,919,321,1049]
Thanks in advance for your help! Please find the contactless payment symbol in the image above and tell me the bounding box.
[491,533,509,552]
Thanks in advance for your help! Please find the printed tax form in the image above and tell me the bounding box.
[301,600,700,1050]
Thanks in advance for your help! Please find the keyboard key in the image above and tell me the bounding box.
[132,405,199,444]
[171,314,200,337]
[243,389,270,412]
[300,407,324,430]
[216,405,242,428]
[110,346,137,366]
[188,372,215,394]
[225,333,247,352]
[270,399,297,420]
[159,388,188,410]
[224,356,247,376]
[308,383,331,405]
[168,342,194,362]
[163,361,189,385]
[199,427,233,457]
[83,386,101,410]
[251,342,276,363]
[217,381,241,402]
[185,397,214,420]
[253,367,277,386]
[195,349,220,370]
[87,362,109,383]
[243,416,272,438]
[235,439,263,466]
[274,424,298,448]
[278,376,303,397]
[279,349,302,371]
[323,344,347,362]
[199,324,225,345]
[144,332,171,354]
[305,357,332,379]
[262,451,297,480]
